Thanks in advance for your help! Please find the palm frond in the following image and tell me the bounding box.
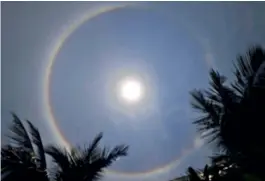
[191,90,220,134]
[248,46,265,73]
[82,144,128,181]
[45,134,128,181]
[83,133,103,163]
[45,145,70,171]
[209,69,240,106]
[189,46,265,179]
[253,61,265,88]
[26,120,47,170]
[1,145,37,180]
[2,115,49,181]
[105,145,128,164]
[231,46,265,96]
[191,68,242,152]
[8,113,33,152]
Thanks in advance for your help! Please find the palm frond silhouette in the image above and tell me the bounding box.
[45,133,128,181]
[190,46,265,178]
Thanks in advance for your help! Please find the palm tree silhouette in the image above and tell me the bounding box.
[1,114,129,181]
[45,133,128,181]
[1,113,48,181]
[190,46,265,178]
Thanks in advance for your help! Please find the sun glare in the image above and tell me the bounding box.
[119,78,143,103]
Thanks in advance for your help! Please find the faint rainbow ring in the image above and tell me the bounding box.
[43,3,206,178]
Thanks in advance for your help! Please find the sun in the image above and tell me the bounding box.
[119,78,143,103]
[121,80,141,101]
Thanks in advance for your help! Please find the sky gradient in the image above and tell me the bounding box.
[2,2,265,181]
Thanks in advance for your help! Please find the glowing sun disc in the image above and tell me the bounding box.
[119,79,143,103]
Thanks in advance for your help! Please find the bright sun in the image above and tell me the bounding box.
[119,78,143,103]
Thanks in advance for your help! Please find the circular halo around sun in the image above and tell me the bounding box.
[118,77,144,104]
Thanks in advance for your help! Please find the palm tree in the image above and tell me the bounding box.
[190,46,265,177]
[45,133,128,181]
[1,114,129,181]
[1,113,48,181]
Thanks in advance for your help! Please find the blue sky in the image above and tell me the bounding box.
[2,2,265,181]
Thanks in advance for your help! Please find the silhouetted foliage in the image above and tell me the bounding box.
[1,114,129,181]
[1,113,48,181]
[186,163,244,181]
[190,46,265,179]
[45,133,128,181]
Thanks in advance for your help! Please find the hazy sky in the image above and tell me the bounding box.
[2,2,265,181]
